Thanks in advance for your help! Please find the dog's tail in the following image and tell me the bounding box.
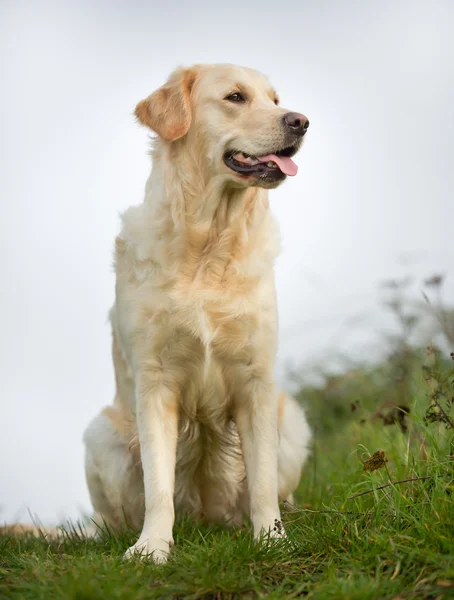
[0,520,99,539]
[0,523,62,538]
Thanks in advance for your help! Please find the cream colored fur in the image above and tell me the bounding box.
[83,64,311,563]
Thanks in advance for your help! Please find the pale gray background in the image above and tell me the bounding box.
[1,0,453,524]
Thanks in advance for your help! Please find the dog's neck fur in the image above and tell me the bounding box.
[138,141,280,287]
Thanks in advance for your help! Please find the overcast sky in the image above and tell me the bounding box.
[1,0,453,524]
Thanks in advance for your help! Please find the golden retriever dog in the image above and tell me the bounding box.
[83,64,312,563]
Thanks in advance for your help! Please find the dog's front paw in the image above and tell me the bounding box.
[124,534,173,564]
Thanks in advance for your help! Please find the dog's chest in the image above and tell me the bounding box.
[172,286,259,358]
[191,300,215,349]
[165,289,254,408]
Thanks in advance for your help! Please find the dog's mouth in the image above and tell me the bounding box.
[223,144,300,180]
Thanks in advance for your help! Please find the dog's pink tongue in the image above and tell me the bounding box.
[257,154,298,176]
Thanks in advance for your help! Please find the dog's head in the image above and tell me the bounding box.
[135,64,309,190]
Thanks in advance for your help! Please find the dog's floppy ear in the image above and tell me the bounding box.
[134,67,197,141]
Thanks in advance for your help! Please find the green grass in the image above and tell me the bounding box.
[1,343,454,598]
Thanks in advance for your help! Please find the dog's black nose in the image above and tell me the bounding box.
[283,112,309,136]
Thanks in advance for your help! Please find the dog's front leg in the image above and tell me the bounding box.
[124,374,179,563]
[234,375,283,541]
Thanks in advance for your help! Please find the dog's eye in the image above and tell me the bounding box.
[225,92,245,103]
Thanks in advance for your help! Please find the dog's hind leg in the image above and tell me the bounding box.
[83,405,145,534]
[277,393,311,504]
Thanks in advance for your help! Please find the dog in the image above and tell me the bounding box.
[83,64,312,563]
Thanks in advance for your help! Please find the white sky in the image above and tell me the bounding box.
[1,0,453,524]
